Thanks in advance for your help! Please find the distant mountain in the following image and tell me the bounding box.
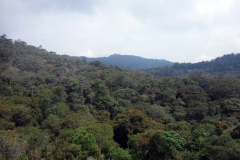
[72,54,173,70]
[144,53,240,77]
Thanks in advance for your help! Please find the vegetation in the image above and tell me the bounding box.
[1,34,240,159]
[144,53,240,77]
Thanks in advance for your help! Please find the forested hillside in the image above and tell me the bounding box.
[1,35,240,160]
[73,54,173,70]
[145,53,240,77]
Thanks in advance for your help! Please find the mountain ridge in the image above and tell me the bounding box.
[144,53,240,77]
[72,54,174,70]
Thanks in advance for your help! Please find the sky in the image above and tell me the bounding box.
[1,0,240,63]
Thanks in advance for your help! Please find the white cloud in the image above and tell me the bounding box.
[118,12,142,32]
[81,49,96,57]
[1,0,240,63]
[195,0,234,17]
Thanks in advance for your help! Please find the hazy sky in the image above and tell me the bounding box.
[1,0,240,63]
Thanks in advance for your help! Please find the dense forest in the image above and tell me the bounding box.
[1,34,240,160]
[144,53,240,77]
[72,54,173,70]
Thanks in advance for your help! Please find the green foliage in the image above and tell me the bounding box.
[91,79,108,96]
[165,121,192,142]
[146,132,171,160]
[69,78,80,91]
[86,123,115,149]
[191,124,216,151]
[41,114,62,135]
[51,86,67,102]
[150,105,175,124]
[38,89,57,111]
[112,89,126,100]
[12,105,34,127]
[193,124,215,139]
[69,92,84,104]
[161,130,186,151]
[100,95,115,110]
[89,144,101,159]
[48,139,82,160]
[67,143,82,159]
[45,102,69,118]
[62,113,93,129]
[75,59,83,66]
[200,134,240,160]
[19,155,29,160]
[187,101,209,120]
[109,147,131,160]
[113,109,163,148]
[118,98,131,108]
[96,110,110,124]
[182,77,199,86]
[0,130,27,160]
[1,35,240,160]
[124,88,140,101]
[0,102,15,130]
[178,85,208,104]
[161,90,176,104]
[221,98,240,114]
[67,130,96,151]
[67,130,100,157]
[15,126,51,152]
[145,53,240,77]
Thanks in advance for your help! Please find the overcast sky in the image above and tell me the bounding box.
[1,0,240,63]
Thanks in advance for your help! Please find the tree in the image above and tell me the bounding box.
[87,92,95,104]
[14,55,44,72]
[200,134,240,160]
[41,114,62,135]
[67,130,100,158]
[109,147,131,160]
[15,126,51,153]
[221,98,240,114]
[113,109,164,148]
[38,89,57,112]
[86,123,115,150]
[127,129,161,160]
[44,102,70,118]
[165,121,192,142]
[146,132,171,160]
[0,102,15,130]
[161,130,186,151]
[62,113,93,129]
[49,139,82,160]
[51,86,67,102]
[75,59,83,66]
[191,124,216,151]
[12,105,34,127]
[178,85,208,104]
[186,101,208,120]
[96,110,111,124]
[0,130,27,160]
[82,57,88,64]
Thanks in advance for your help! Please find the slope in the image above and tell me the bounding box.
[1,35,240,160]
[144,53,240,77]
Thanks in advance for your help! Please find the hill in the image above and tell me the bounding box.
[1,35,240,160]
[144,53,240,77]
[72,54,173,70]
